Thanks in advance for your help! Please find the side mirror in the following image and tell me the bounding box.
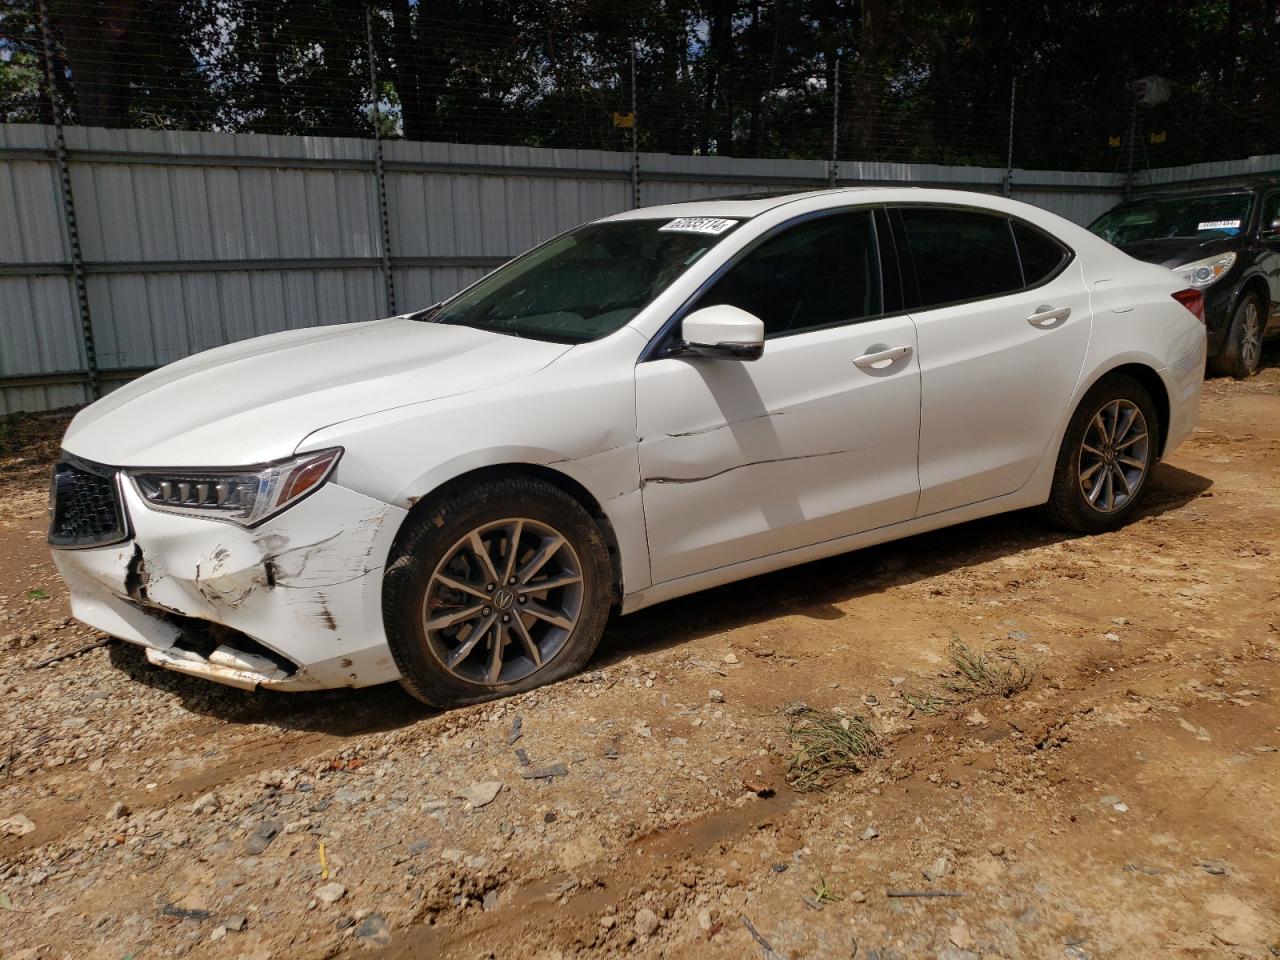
[1263,217,1280,246]
[679,305,765,361]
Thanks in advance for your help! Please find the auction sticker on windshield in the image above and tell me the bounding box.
[659,217,739,235]
[1198,219,1241,231]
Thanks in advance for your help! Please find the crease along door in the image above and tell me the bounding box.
[636,208,922,584]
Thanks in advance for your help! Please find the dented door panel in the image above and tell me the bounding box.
[636,316,921,584]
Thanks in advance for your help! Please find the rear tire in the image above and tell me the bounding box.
[1213,293,1263,380]
[1043,374,1159,534]
[383,476,613,708]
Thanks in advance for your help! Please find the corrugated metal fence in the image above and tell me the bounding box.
[2,122,1276,414]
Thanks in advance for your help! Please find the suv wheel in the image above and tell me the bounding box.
[1215,293,1263,379]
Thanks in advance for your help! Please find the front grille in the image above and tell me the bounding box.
[48,454,130,549]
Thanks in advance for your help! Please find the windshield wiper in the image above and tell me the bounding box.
[407,303,441,321]
[433,315,527,339]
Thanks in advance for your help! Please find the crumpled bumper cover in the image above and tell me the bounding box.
[51,479,408,691]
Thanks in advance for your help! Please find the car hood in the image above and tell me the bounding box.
[1115,235,1239,269]
[62,318,572,466]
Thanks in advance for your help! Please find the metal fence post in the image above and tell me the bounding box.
[366,5,397,315]
[37,0,98,401]
[1003,76,1016,198]
[829,58,840,188]
[630,45,640,208]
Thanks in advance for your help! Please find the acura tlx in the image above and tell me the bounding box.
[49,188,1205,707]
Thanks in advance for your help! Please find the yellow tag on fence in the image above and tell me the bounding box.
[612,111,635,129]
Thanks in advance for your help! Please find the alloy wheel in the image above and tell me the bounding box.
[422,518,584,685]
[1240,301,1262,371]
[1077,398,1150,514]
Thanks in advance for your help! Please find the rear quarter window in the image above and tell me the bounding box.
[1012,221,1071,286]
[898,207,1023,308]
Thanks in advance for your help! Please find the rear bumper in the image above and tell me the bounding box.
[51,480,407,691]
[1158,342,1206,456]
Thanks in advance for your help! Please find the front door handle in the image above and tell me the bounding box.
[852,345,913,369]
[1027,304,1071,327]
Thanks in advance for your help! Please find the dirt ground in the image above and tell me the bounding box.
[0,354,1277,960]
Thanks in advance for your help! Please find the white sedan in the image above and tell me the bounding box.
[50,188,1206,706]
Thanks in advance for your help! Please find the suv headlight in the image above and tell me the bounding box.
[1172,252,1236,289]
[129,448,341,526]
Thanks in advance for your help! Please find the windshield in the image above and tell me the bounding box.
[419,217,742,343]
[1089,192,1253,246]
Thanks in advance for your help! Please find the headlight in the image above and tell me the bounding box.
[1172,252,1236,289]
[129,448,342,526]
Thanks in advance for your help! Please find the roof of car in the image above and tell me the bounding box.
[601,187,891,221]
[595,187,1111,253]
[1127,177,1280,201]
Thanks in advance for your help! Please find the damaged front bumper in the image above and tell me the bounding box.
[51,478,408,691]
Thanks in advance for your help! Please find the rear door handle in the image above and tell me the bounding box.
[1027,304,1071,327]
[852,345,913,369]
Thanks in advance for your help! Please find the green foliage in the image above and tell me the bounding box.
[811,872,843,904]
[0,0,45,122]
[5,0,1278,168]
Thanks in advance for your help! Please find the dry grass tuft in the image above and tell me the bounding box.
[942,637,1036,699]
[902,636,1037,714]
[785,707,878,793]
[900,688,952,715]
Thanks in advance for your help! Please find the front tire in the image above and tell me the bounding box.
[383,476,613,708]
[1043,374,1159,533]
[1214,293,1263,380]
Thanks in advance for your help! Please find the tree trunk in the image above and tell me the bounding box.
[705,0,735,155]
[389,0,444,142]
[50,0,137,127]
[846,0,892,161]
[259,37,284,131]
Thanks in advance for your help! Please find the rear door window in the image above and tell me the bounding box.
[897,207,1023,309]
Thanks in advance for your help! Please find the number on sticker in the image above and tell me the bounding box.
[1197,219,1241,230]
[658,217,738,235]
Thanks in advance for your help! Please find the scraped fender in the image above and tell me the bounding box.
[392,444,588,507]
[388,443,652,597]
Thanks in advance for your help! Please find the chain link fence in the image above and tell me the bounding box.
[5,0,1279,175]
[3,0,1279,415]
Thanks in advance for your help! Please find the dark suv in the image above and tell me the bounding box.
[1089,180,1280,377]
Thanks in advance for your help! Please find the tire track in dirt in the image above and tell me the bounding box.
[352,642,1277,959]
[1,667,434,858]
[1,727,348,858]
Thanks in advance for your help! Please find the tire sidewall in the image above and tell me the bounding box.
[383,478,612,707]
[1050,375,1159,533]
[1224,293,1263,379]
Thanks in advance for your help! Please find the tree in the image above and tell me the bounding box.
[0,0,50,123]
[13,0,1280,167]
[44,0,213,128]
